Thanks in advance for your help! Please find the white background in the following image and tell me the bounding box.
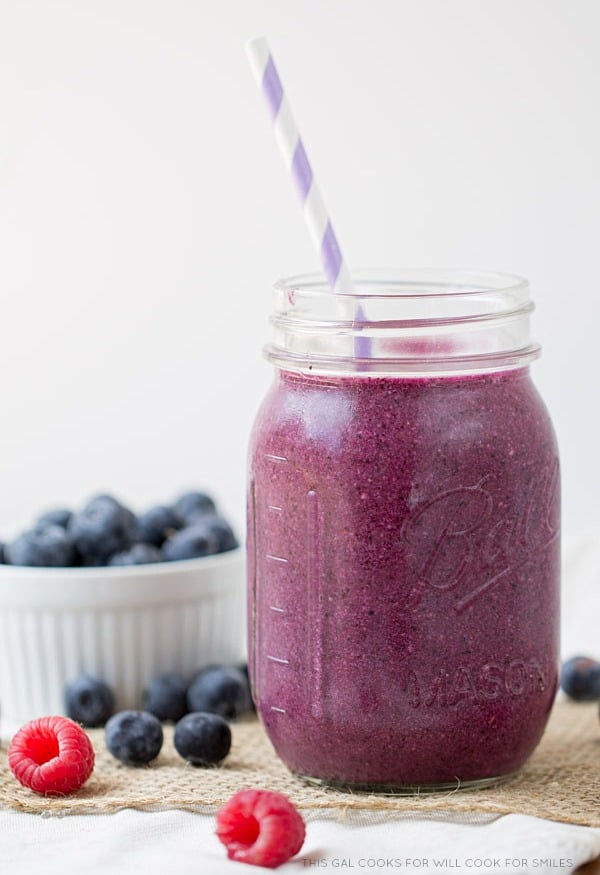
[0,0,599,540]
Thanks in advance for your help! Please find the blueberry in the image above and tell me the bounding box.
[105,710,163,765]
[5,525,77,567]
[69,495,137,563]
[560,656,600,701]
[174,712,232,766]
[65,675,115,727]
[109,543,162,566]
[137,505,182,547]
[36,508,73,529]
[81,555,106,567]
[199,514,239,553]
[238,663,256,711]
[187,665,253,720]
[143,674,188,722]
[162,523,219,562]
[173,491,216,523]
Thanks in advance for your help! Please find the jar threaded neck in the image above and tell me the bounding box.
[267,269,540,377]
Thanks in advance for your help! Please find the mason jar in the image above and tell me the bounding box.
[247,269,560,791]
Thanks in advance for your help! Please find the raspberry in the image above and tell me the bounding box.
[215,789,306,868]
[8,716,95,795]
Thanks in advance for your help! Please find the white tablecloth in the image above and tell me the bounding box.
[2,810,599,875]
[3,533,600,875]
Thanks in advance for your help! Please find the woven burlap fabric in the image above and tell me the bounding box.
[0,701,598,825]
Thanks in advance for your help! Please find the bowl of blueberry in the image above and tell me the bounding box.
[0,490,245,739]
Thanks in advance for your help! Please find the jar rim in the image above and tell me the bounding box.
[274,267,529,302]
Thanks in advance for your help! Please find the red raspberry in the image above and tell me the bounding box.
[216,789,306,868]
[8,715,95,796]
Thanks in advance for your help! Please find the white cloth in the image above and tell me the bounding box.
[0,810,599,875]
[1,533,599,874]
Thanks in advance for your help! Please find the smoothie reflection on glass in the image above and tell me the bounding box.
[246,39,559,792]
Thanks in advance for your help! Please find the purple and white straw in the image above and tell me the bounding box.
[246,36,354,294]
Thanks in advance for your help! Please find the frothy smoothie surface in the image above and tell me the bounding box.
[248,369,560,788]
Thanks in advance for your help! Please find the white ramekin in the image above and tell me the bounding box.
[0,549,246,740]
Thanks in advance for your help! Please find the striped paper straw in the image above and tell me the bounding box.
[246,36,354,295]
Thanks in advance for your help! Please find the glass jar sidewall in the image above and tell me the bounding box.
[247,366,560,786]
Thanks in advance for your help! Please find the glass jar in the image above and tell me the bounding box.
[247,269,560,792]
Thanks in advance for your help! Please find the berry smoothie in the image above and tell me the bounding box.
[247,368,560,788]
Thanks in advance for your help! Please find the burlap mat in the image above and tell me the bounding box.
[0,701,598,826]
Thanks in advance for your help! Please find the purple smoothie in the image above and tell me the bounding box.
[247,367,560,788]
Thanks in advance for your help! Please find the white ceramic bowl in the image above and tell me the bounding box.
[0,549,246,740]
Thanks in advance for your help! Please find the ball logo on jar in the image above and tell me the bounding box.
[401,459,559,612]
